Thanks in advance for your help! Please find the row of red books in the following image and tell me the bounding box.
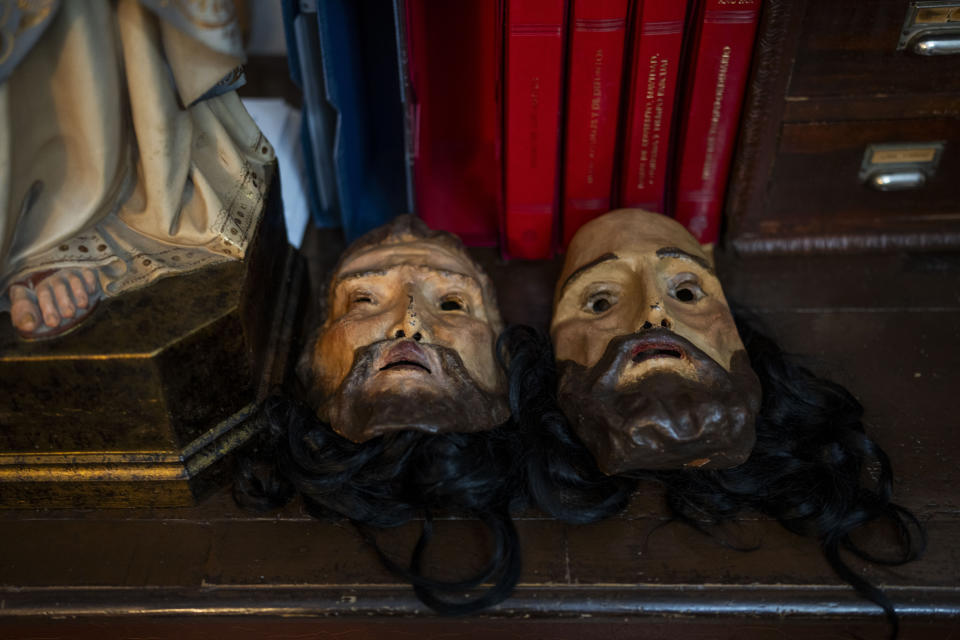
[401,0,761,258]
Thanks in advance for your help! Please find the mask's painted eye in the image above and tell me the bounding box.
[671,281,704,303]
[439,296,465,312]
[584,291,618,314]
[591,298,611,313]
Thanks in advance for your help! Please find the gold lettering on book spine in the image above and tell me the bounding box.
[637,55,670,189]
[529,76,541,168]
[637,54,658,186]
[586,48,604,185]
[701,45,731,182]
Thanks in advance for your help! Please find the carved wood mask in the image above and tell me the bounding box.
[302,216,509,443]
[551,209,760,474]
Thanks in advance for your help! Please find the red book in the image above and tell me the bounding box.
[560,0,630,248]
[404,0,502,246]
[673,0,761,244]
[618,0,689,213]
[503,0,567,260]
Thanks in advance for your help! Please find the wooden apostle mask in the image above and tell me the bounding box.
[550,209,760,474]
[301,215,509,442]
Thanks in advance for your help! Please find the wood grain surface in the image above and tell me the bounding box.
[1,242,958,639]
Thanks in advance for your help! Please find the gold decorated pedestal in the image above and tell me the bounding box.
[0,180,303,507]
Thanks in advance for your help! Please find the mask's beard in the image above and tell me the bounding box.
[318,340,510,443]
[557,329,760,474]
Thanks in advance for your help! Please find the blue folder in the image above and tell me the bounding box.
[283,0,409,240]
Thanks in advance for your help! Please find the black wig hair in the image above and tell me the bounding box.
[234,358,526,616]
[509,320,925,637]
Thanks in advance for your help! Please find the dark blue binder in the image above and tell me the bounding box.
[282,0,340,229]
[284,0,409,240]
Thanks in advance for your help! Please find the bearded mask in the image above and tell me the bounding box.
[300,215,509,442]
[550,209,760,474]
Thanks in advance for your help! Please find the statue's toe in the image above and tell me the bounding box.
[68,272,89,308]
[7,269,102,340]
[9,287,40,334]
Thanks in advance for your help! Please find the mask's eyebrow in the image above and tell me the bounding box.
[336,267,388,284]
[559,252,619,297]
[656,247,714,274]
[335,265,481,289]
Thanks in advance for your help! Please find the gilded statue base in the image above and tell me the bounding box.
[0,179,303,507]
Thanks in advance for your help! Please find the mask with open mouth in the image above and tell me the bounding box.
[551,209,760,472]
[302,215,509,442]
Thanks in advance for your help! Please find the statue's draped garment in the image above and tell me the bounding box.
[0,0,274,309]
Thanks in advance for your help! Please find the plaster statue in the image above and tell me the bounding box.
[512,209,924,633]
[551,209,759,472]
[1,0,274,339]
[236,215,521,614]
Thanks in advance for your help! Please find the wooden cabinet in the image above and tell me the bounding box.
[725,0,960,253]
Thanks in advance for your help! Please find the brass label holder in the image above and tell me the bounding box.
[899,2,960,53]
[859,142,945,192]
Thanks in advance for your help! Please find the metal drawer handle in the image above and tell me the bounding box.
[868,170,927,191]
[911,33,960,55]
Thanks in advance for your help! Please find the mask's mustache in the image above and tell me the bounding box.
[351,338,462,381]
[317,338,510,443]
[591,327,722,389]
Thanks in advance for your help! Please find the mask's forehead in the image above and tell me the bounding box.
[336,237,484,281]
[557,210,710,299]
[330,235,504,334]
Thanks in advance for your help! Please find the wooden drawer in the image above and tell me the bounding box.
[726,0,960,253]
[730,117,960,252]
[789,0,960,99]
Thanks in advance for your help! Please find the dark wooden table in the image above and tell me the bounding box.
[1,246,958,639]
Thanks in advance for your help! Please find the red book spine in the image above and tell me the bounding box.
[503,0,566,260]
[560,0,630,248]
[618,0,689,213]
[404,0,502,246]
[673,0,761,244]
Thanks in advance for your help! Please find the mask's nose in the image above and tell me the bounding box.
[636,302,673,331]
[386,287,431,342]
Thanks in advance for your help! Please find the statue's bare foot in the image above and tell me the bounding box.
[7,268,101,339]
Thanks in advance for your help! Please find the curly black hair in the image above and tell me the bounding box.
[234,362,525,615]
[508,320,925,638]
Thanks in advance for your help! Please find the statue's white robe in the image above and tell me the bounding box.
[0,0,274,307]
